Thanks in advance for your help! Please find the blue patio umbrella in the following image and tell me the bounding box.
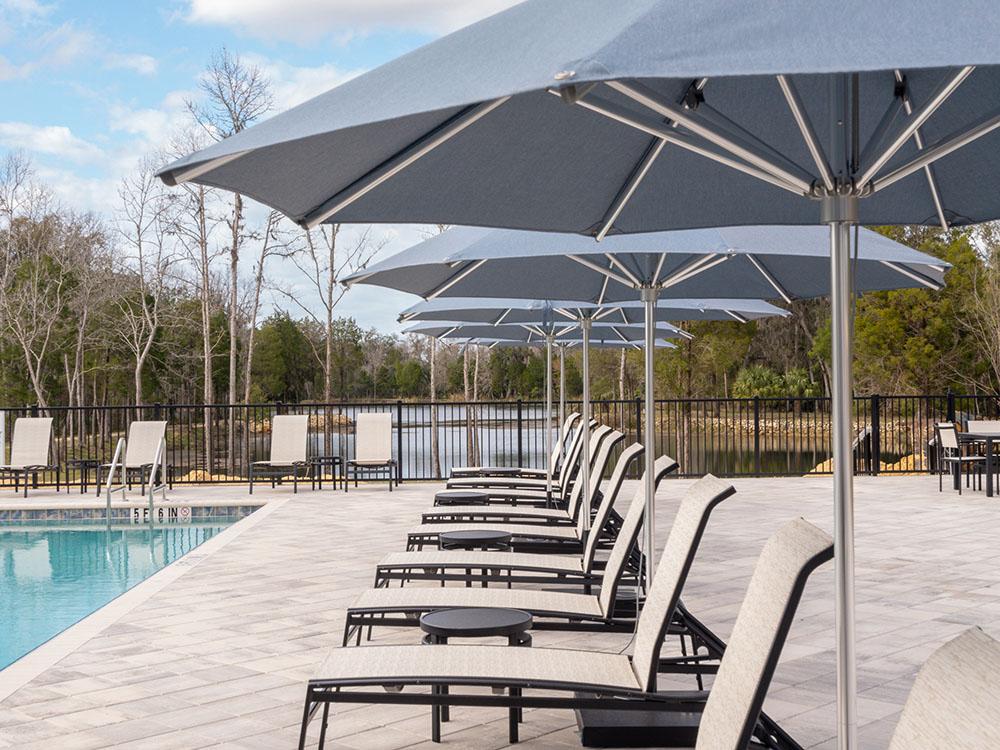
[155,2,993,739]
[347,224,945,598]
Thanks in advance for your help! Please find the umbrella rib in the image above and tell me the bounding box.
[606,80,814,194]
[745,254,794,303]
[492,308,513,326]
[894,70,949,229]
[658,253,727,290]
[724,309,749,324]
[169,150,252,185]
[424,259,488,300]
[871,108,1000,193]
[593,306,619,321]
[595,139,666,241]
[605,254,644,287]
[300,97,509,227]
[653,253,668,285]
[776,75,835,192]
[611,326,630,343]
[596,273,610,305]
[567,254,634,288]
[568,91,804,195]
[857,66,973,187]
[878,261,943,290]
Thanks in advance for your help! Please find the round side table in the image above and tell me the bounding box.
[438,529,512,551]
[419,607,532,743]
[434,489,490,506]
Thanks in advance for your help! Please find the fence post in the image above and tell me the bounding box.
[870,394,881,476]
[153,402,162,420]
[30,404,38,417]
[946,389,956,423]
[753,396,761,475]
[517,399,524,468]
[396,400,404,483]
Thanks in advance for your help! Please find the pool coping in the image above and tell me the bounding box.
[0,496,289,703]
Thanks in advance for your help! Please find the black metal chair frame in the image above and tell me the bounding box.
[249,460,309,495]
[0,464,60,497]
[345,459,398,492]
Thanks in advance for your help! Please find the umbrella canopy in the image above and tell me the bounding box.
[347,224,946,301]
[399,296,788,325]
[157,1,1000,236]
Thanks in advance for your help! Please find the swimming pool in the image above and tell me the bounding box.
[0,522,233,670]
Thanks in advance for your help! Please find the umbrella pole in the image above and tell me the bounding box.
[545,334,554,508]
[580,318,592,535]
[559,344,566,454]
[641,286,658,587]
[826,195,859,750]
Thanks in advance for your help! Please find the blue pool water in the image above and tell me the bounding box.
[0,523,232,670]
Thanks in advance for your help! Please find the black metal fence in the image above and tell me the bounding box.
[1,394,998,486]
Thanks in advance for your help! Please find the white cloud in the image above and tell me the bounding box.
[0,122,103,163]
[184,0,522,41]
[104,51,158,76]
[242,55,363,110]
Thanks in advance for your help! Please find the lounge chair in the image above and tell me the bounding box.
[888,627,1000,749]
[249,414,310,495]
[343,466,720,644]
[406,429,625,551]
[346,413,398,491]
[374,451,678,591]
[96,420,170,495]
[298,517,833,750]
[444,417,594,493]
[437,423,610,509]
[420,429,626,526]
[0,417,59,497]
[449,411,581,480]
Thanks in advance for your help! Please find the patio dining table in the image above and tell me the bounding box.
[958,431,1000,497]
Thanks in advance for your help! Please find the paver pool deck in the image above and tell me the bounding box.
[1,475,999,749]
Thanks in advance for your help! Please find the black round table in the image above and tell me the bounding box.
[438,529,512,551]
[434,489,490,506]
[959,431,1000,497]
[420,607,533,743]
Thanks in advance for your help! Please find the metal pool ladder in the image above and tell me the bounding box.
[104,437,127,520]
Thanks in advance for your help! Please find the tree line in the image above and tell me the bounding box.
[2,51,1000,411]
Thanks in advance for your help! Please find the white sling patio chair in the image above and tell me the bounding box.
[888,627,1000,749]
[449,411,582,480]
[374,451,679,591]
[346,413,397,492]
[97,420,169,495]
[406,429,624,551]
[445,416,594,494]
[420,428,625,526]
[299,517,833,750]
[249,414,310,495]
[344,465,718,644]
[0,417,59,497]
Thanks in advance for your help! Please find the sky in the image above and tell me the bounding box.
[0,0,521,333]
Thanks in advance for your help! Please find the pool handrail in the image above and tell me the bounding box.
[104,437,127,517]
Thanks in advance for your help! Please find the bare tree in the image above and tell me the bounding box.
[168,129,225,472]
[241,210,288,404]
[188,47,273,468]
[115,158,175,406]
[276,224,383,403]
